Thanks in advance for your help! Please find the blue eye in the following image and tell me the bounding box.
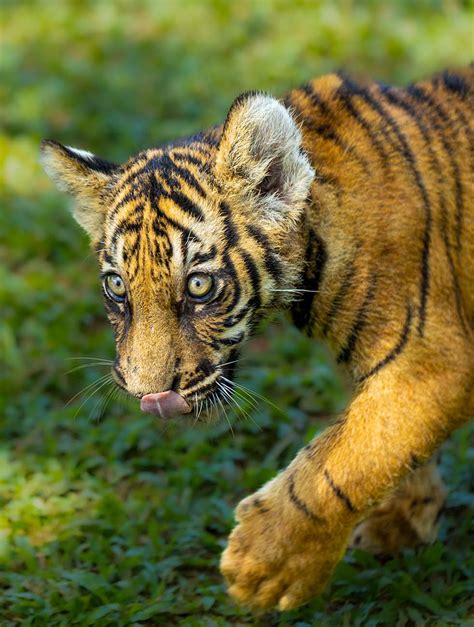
[104,273,126,302]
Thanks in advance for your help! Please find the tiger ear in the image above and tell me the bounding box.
[215,92,314,224]
[40,139,119,241]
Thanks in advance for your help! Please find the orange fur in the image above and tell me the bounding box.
[41,66,473,611]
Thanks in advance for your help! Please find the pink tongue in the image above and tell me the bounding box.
[140,391,191,418]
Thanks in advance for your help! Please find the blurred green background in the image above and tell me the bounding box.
[1,1,473,624]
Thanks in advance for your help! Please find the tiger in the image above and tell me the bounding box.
[40,66,473,611]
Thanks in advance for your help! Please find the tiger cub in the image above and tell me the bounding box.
[41,67,473,611]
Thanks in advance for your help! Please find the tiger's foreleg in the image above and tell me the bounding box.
[220,346,472,611]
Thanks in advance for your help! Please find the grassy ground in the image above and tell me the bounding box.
[1,1,473,624]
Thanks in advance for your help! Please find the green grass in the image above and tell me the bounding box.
[1,1,473,624]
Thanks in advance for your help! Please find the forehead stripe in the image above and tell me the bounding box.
[191,245,217,265]
[164,189,205,221]
[218,201,239,247]
[160,154,207,198]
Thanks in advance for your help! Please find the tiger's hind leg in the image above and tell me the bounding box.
[350,461,447,555]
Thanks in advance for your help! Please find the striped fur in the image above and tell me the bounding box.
[41,66,473,611]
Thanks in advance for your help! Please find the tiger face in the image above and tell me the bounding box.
[41,93,314,418]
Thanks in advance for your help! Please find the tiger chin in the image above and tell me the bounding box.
[41,66,473,611]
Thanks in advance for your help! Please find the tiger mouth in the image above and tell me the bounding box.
[140,382,230,420]
[112,366,236,419]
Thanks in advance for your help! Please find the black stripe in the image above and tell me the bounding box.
[315,170,343,206]
[191,245,217,265]
[252,498,270,514]
[103,292,123,317]
[320,260,357,337]
[288,472,324,524]
[219,201,239,247]
[406,85,465,240]
[245,225,283,283]
[298,83,331,116]
[187,380,217,400]
[213,331,245,348]
[222,250,242,314]
[184,371,212,391]
[172,151,208,168]
[324,470,356,512]
[309,122,370,171]
[340,76,433,336]
[409,454,422,471]
[121,153,208,199]
[179,228,201,263]
[292,229,327,331]
[165,189,204,220]
[108,189,142,222]
[163,154,207,198]
[380,85,468,334]
[441,71,469,99]
[336,79,390,168]
[110,216,144,253]
[170,356,182,388]
[337,274,377,364]
[239,249,261,311]
[293,93,369,171]
[358,303,413,383]
[223,349,240,381]
[160,215,200,242]
[223,303,251,329]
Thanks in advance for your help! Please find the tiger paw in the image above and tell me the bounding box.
[350,462,447,554]
[220,477,350,611]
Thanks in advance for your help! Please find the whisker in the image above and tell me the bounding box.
[65,372,113,407]
[221,376,286,418]
[72,375,114,420]
[222,381,259,410]
[66,362,113,375]
[65,357,114,362]
[219,381,261,431]
[218,381,252,424]
[269,288,320,293]
[215,389,234,436]
[216,358,244,369]
[91,383,117,423]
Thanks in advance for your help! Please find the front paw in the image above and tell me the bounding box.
[220,478,350,611]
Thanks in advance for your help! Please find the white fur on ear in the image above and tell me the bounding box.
[40,140,118,241]
[216,93,314,225]
[65,146,96,162]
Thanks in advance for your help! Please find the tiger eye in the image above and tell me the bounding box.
[104,273,126,301]
[187,273,214,300]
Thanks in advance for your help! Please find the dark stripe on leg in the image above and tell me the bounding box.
[324,470,356,513]
[288,472,325,524]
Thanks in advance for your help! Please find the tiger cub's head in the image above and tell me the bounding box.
[41,93,314,419]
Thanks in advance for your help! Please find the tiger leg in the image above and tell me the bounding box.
[349,460,447,554]
[221,343,472,611]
